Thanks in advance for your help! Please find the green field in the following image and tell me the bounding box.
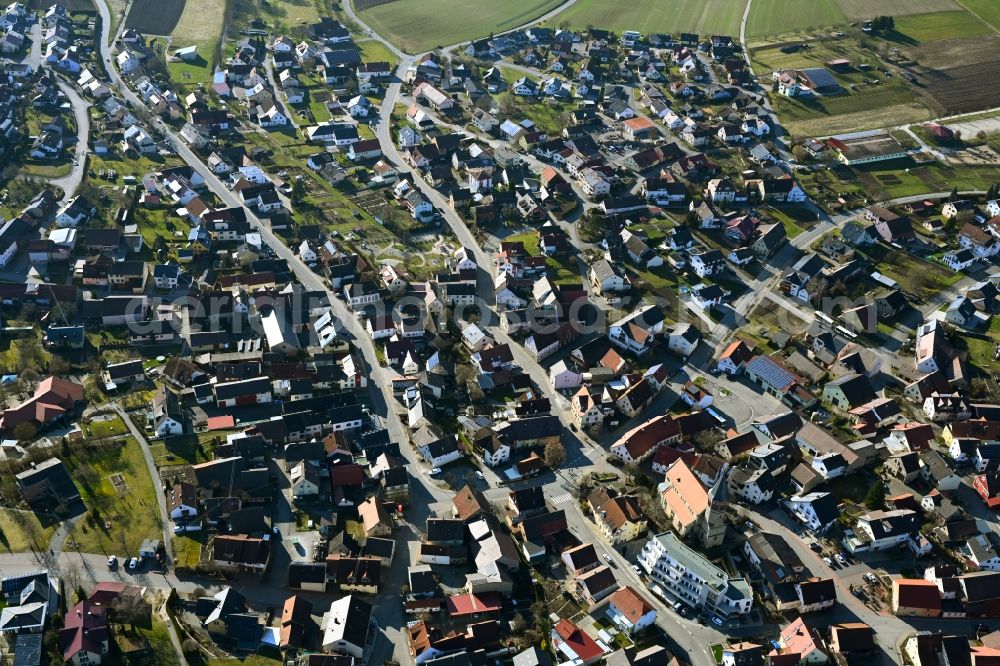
[68,437,161,556]
[359,0,566,53]
[888,10,993,42]
[955,0,1000,32]
[835,0,961,20]
[550,0,744,37]
[746,0,846,39]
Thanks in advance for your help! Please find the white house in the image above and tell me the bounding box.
[607,586,657,635]
[550,359,582,391]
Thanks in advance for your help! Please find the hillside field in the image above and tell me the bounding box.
[358,0,566,53]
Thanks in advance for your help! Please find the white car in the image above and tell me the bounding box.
[823,557,834,566]
[107,556,117,569]
[429,467,442,476]
[632,564,642,575]
[835,553,847,565]
[475,471,485,480]
[603,553,614,564]
[711,616,724,626]
[127,557,138,571]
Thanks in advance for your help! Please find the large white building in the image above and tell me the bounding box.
[638,531,753,619]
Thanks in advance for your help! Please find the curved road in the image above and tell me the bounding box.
[45,80,90,202]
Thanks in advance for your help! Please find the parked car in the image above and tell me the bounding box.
[835,553,847,565]
[475,471,485,480]
[712,616,724,626]
[429,467,442,476]
[127,557,138,571]
[107,556,117,569]
[823,557,834,566]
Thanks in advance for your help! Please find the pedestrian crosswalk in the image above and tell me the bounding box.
[550,492,573,505]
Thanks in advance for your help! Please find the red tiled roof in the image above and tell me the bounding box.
[554,618,603,662]
[446,592,502,617]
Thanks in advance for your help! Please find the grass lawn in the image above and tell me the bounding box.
[746,0,846,39]
[955,0,1000,32]
[172,534,203,569]
[0,509,57,552]
[17,161,73,179]
[769,208,806,239]
[956,317,1000,373]
[129,620,181,666]
[550,0,745,37]
[711,645,724,663]
[498,65,538,83]
[360,0,566,53]
[167,48,215,88]
[149,431,225,466]
[358,38,398,68]
[68,436,161,556]
[84,416,129,439]
[505,231,541,253]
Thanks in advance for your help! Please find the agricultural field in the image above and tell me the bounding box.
[956,0,1000,32]
[550,0,744,37]
[834,0,961,20]
[123,0,185,34]
[745,0,846,40]
[902,35,1000,115]
[358,0,566,53]
[887,10,991,43]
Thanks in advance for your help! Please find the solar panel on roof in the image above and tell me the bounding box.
[749,356,796,390]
